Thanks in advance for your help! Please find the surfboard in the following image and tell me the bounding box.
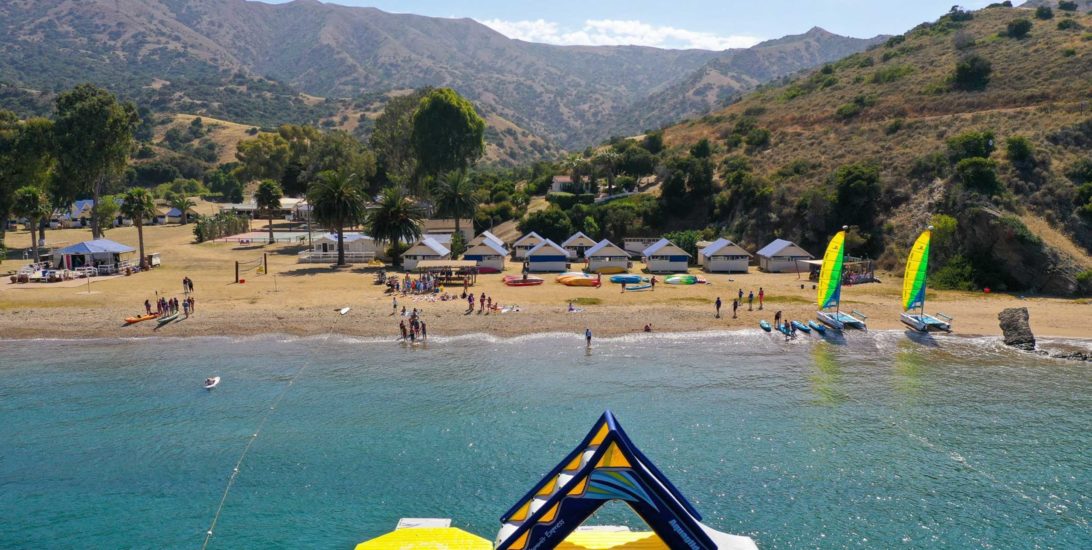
[339,307,351,315]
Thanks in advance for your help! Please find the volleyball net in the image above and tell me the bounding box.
[235,253,268,283]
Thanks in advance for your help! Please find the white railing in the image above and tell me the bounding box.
[297,251,376,264]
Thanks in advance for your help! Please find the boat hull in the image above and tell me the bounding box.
[901,313,951,333]
[623,284,652,292]
[125,314,158,324]
[759,320,772,332]
[817,310,866,330]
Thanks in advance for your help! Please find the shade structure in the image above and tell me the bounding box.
[354,527,491,549]
[56,239,134,255]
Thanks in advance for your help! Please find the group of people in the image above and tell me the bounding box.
[714,287,765,319]
[146,295,194,318]
[398,308,427,343]
[387,273,443,295]
[467,291,507,314]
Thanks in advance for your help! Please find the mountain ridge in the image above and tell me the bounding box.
[0,0,881,159]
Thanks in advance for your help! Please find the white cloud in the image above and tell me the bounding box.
[480,18,760,50]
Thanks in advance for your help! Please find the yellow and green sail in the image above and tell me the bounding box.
[817,230,845,310]
[902,229,931,311]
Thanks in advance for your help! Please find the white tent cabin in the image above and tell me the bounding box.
[299,232,377,263]
[623,237,660,256]
[561,231,597,260]
[462,238,508,272]
[585,239,631,274]
[512,232,544,260]
[699,238,752,273]
[642,238,691,273]
[525,239,570,273]
[402,237,451,271]
[756,239,814,273]
[468,230,505,248]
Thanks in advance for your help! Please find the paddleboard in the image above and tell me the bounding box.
[759,320,772,332]
[204,376,220,390]
[339,307,351,315]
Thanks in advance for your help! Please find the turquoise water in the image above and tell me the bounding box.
[1,332,1089,548]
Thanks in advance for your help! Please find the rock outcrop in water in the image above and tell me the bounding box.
[998,307,1036,351]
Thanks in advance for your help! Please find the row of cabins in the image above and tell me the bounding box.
[301,226,815,275]
[20,199,201,230]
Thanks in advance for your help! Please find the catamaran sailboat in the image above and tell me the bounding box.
[816,227,868,330]
[900,227,953,332]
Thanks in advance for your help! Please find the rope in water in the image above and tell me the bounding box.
[200,331,332,549]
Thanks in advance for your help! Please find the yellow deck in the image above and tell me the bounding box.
[355,528,668,550]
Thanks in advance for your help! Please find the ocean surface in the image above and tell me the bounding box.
[1,331,1089,549]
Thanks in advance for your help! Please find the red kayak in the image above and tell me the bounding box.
[504,275,544,287]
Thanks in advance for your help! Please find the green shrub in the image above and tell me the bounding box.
[577,193,596,205]
[1005,135,1034,164]
[193,212,248,243]
[885,35,906,48]
[1062,48,1077,57]
[1057,19,1083,30]
[947,130,996,163]
[909,152,950,181]
[885,118,905,135]
[1035,6,1053,20]
[836,102,863,120]
[1058,1,1078,11]
[1007,18,1033,38]
[744,128,771,151]
[953,54,992,90]
[1077,270,1092,296]
[546,191,578,210]
[999,215,1042,246]
[858,56,875,68]
[871,65,914,83]
[933,255,976,290]
[955,157,1002,195]
[1067,159,1092,184]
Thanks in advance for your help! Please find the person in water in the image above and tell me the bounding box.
[643,323,653,333]
[585,328,592,347]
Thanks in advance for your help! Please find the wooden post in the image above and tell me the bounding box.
[263,253,268,276]
[235,261,239,284]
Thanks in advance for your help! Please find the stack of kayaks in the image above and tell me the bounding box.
[609,274,647,285]
[663,274,707,285]
[504,275,544,287]
[556,273,601,287]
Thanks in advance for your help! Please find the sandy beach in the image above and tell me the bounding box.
[1,223,1089,341]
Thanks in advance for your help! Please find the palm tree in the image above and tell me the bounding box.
[308,171,369,267]
[366,186,424,267]
[433,170,477,241]
[560,153,583,191]
[595,151,620,196]
[120,187,157,268]
[166,193,196,225]
[11,186,50,263]
[255,180,283,244]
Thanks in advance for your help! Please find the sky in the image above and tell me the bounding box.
[258,1,1013,50]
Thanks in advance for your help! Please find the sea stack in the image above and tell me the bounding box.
[998,307,1036,351]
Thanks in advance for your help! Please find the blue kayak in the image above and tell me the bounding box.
[777,322,792,336]
[807,320,826,335]
[759,320,772,332]
[610,274,646,284]
[624,283,652,292]
[791,320,811,333]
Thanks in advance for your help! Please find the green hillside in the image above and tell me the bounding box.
[619,5,1092,294]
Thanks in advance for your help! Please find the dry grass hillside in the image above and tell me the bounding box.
[153,114,264,165]
[661,5,1091,285]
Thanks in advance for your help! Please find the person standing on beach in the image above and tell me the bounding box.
[585,328,592,347]
[650,276,656,291]
[748,291,754,311]
[732,298,738,319]
[738,288,743,302]
[144,300,152,315]
[715,297,722,318]
[399,320,407,340]
[758,288,764,310]
[392,296,398,314]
